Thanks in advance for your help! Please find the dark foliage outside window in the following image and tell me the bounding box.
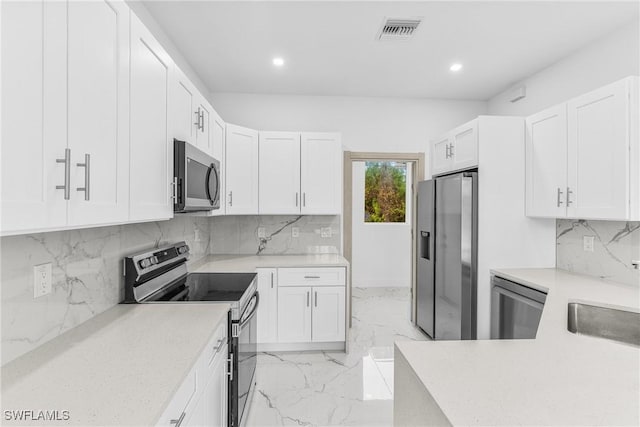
[364,161,407,223]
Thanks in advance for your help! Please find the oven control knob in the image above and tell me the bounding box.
[178,245,189,254]
[150,256,159,265]
[139,258,151,269]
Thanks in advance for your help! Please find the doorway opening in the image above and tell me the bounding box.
[343,152,425,327]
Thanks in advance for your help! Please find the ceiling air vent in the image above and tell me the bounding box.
[377,18,422,41]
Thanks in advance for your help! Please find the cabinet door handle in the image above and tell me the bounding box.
[306,291,310,307]
[566,187,573,206]
[214,338,225,354]
[76,154,90,201]
[303,192,306,207]
[56,148,71,200]
[228,191,233,206]
[445,144,450,159]
[199,110,204,131]
[296,192,299,207]
[556,188,564,207]
[314,291,317,307]
[304,275,320,279]
[270,272,274,288]
[170,412,186,427]
[449,143,454,157]
[194,109,200,128]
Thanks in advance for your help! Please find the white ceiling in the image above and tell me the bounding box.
[143,1,639,100]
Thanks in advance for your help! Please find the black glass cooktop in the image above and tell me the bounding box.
[149,272,257,302]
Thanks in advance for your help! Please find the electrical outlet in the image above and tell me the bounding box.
[321,227,332,238]
[33,263,52,298]
[291,227,299,238]
[194,228,201,242]
[583,235,595,252]
[258,227,266,238]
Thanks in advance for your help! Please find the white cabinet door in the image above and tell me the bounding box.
[431,135,452,176]
[450,120,478,171]
[567,78,631,220]
[129,13,173,222]
[186,344,228,427]
[1,1,67,234]
[67,0,130,226]
[256,268,278,344]
[171,67,197,145]
[300,133,342,214]
[209,110,226,215]
[311,286,346,343]
[277,286,312,343]
[225,124,259,214]
[259,132,301,214]
[525,104,568,218]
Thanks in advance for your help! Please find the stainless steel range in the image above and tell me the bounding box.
[123,242,258,427]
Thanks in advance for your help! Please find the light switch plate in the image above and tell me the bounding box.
[291,227,299,238]
[583,235,595,252]
[321,227,332,238]
[33,263,52,298]
[258,227,266,238]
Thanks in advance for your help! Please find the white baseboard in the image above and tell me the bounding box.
[257,341,345,352]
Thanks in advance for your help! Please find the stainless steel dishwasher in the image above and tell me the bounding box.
[490,275,547,339]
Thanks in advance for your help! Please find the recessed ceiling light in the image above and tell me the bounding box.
[272,57,285,67]
[449,63,463,72]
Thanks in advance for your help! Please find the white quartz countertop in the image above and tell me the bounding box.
[1,303,230,426]
[396,268,640,426]
[194,254,349,272]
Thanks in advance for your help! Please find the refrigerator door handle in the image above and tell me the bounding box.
[420,231,431,260]
[460,174,478,340]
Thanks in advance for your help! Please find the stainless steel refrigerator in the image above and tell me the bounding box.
[416,171,478,340]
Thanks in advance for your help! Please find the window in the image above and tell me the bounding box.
[364,161,407,223]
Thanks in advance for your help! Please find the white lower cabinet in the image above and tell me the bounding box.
[276,267,347,346]
[277,286,313,343]
[311,286,346,343]
[256,268,278,344]
[157,319,228,427]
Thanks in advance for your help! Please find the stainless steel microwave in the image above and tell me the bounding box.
[174,139,220,212]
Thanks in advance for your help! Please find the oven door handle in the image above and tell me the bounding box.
[239,291,260,330]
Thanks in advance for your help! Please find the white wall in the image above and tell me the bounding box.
[352,162,413,288]
[488,20,639,116]
[126,1,212,99]
[210,93,487,176]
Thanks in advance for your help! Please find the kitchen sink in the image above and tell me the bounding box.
[568,302,640,346]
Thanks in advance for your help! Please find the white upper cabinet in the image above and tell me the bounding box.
[259,132,301,214]
[450,120,478,171]
[300,133,342,215]
[129,13,173,222]
[525,77,639,220]
[67,0,130,226]
[430,119,478,177]
[431,135,452,176]
[525,104,568,218]
[225,124,259,214]
[1,1,67,234]
[171,67,197,145]
[567,78,635,220]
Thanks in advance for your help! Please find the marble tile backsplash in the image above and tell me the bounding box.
[210,215,341,255]
[556,219,640,286]
[1,216,211,365]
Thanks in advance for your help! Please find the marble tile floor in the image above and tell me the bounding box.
[245,287,430,427]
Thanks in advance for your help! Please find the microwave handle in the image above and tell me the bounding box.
[205,163,219,205]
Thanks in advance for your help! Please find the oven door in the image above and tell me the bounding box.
[230,291,259,427]
[174,139,220,212]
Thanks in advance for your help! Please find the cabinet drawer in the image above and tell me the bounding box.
[156,368,197,426]
[198,320,228,383]
[277,267,345,287]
